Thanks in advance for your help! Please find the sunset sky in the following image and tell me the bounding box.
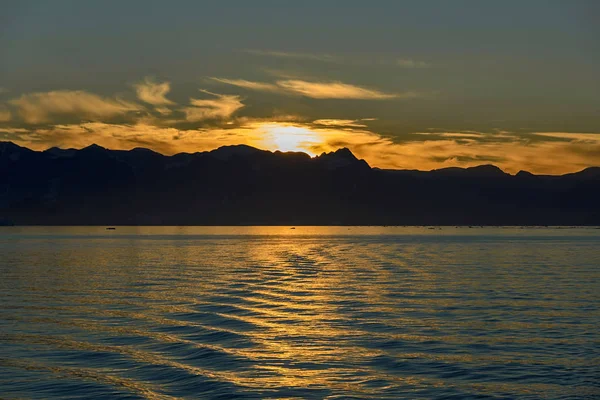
[1,1,599,174]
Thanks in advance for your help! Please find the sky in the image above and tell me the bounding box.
[1,0,599,174]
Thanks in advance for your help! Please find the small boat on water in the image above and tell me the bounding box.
[106,227,116,230]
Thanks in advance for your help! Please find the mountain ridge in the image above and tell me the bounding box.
[1,141,599,225]
[2,141,598,176]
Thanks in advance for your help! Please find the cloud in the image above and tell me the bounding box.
[154,107,172,116]
[213,77,402,100]
[0,88,8,94]
[413,132,485,139]
[244,49,432,69]
[1,122,270,156]
[250,125,600,174]
[312,131,599,174]
[0,107,11,122]
[9,90,141,124]
[396,59,430,68]
[276,80,399,99]
[4,118,599,175]
[210,78,280,92]
[244,49,436,69]
[183,90,244,122]
[242,49,337,62]
[312,119,368,128]
[532,132,600,143]
[133,78,175,107]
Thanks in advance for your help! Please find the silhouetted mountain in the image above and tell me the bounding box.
[432,164,508,178]
[1,141,599,225]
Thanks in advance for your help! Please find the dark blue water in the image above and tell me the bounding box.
[1,226,599,399]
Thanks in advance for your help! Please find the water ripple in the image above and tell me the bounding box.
[1,226,599,399]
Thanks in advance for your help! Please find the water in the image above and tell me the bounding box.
[1,226,599,399]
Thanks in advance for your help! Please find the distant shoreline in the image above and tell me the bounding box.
[2,224,599,228]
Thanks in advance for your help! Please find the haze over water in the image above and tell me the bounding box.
[1,226,599,399]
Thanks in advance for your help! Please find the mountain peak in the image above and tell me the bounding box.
[433,164,508,177]
[44,146,78,158]
[209,144,266,160]
[0,141,25,151]
[315,147,369,170]
[82,143,106,151]
[466,164,508,176]
[318,147,357,160]
[0,141,34,159]
[516,170,535,178]
[77,143,109,155]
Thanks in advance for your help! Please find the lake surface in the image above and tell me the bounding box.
[1,226,599,399]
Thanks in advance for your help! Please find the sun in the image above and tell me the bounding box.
[260,124,322,155]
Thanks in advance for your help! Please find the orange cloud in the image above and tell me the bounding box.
[183,90,244,122]
[9,90,141,124]
[212,77,404,99]
[210,78,280,92]
[3,121,598,175]
[133,77,175,113]
[276,80,399,99]
[312,119,368,128]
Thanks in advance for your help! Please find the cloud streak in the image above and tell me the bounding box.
[396,59,431,68]
[244,49,432,69]
[312,119,368,128]
[242,49,337,62]
[277,80,398,99]
[210,78,280,92]
[532,132,600,143]
[9,90,141,124]
[213,77,401,100]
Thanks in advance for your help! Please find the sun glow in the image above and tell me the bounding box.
[260,124,323,155]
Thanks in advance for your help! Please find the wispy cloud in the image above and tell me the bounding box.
[9,90,141,124]
[183,90,244,122]
[277,80,399,99]
[396,59,430,68]
[413,132,485,139]
[210,78,279,92]
[133,77,174,107]
[532,132,600,143]
[312,119,368,128]
[242,49,337,62]
[244,49,436,71]
[244,49,432,69]
[213,77,401,100]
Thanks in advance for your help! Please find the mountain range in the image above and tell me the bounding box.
[1,141,599,225]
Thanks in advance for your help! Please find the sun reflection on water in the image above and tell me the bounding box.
[1,226,599,398]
